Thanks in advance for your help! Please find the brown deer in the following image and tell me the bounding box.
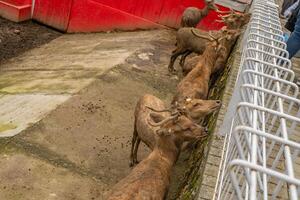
[107,114,208,200]
[181,0,218,27]
[182,27,242,76]
[130,94,221,166]
[168,26,241,73]
[173,33,226,103]
[168,27,213,73]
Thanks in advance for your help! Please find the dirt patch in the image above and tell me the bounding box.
[0,17,61,64]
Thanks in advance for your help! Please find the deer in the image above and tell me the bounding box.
[106,112,208,200]
[169,27,238,74]
[181,27,242,76]
[168,27,214,73]
[173,32,227,103]
[181,0,219,28]
[130,94,221,166]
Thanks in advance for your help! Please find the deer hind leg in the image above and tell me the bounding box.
[129,121,138,167]
[179,51,191,67]
[168,48,185,73]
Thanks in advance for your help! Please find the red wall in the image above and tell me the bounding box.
[33,0,73,31]
[32,0,229,32]
[67,0,166,32]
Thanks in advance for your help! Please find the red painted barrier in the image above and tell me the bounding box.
[67,0,230,32]
[31,0,232,32]
[0,0,31,22]
[68,0,166,32]
[32,0,73,31]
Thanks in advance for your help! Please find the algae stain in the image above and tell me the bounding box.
[0,123,17,133]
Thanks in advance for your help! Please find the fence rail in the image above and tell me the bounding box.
[214,0,300,199]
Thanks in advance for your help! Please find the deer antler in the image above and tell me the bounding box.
[220,14,234,19]
[147,114,179,127]
[208,31,218,40]
[191,29,214,41]
[146,106,172,113]
[215,19,225,23]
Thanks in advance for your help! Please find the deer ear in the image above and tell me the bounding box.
[150,113,165,123]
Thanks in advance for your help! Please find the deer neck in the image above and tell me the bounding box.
[154,138,180,167]
[184,46,217,82]
[200,5,209,17]
[203,46,218,72]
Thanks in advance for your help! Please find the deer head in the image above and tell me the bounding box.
[220,27,243,41]
[178,98,222,119]
[216,11,251,29]
[148,114,208,147]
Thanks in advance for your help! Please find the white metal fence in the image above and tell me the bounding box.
[214,0,300,199]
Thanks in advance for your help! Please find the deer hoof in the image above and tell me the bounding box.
[179,61,185,67]
[168,68,177,75]
[129,159,139,167]
[129,160,134,167]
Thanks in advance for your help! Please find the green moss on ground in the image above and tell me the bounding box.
[0,123,17,133]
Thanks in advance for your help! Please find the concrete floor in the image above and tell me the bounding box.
[0,30,171,137]
[0,29,182,199]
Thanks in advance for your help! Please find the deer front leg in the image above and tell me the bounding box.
[179,51,191,67]
[129,124,138,167]
[168,48,185,74]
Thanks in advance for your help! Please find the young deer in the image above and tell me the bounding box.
[173,33,226,103]
[130,94,221,166]
[107,113,208,200]
[181,0,218,27]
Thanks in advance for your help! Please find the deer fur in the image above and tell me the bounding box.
[107,114,207,200]
[130,94,221,166]
[173,37,226,103]
[181,0,218,27]
[168,28,212,73]
[130,94,168,166]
